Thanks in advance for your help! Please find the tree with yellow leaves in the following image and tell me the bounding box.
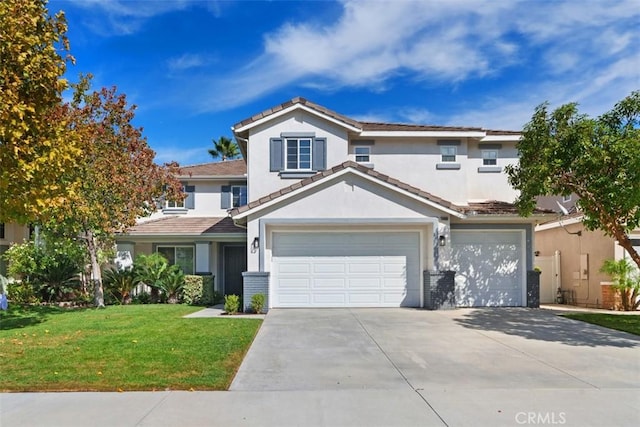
[0,0,81,224]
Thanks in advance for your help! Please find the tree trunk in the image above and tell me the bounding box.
[612,230,640,270]
[85,231,105,308]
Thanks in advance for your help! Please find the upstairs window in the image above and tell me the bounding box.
[270,135,326,176]
[482,150,498,166]
[232,185,248,208]
[440,146,457,162]
[165,185,195,210]
[286,138,312,170]
[355,146,370,163]
[0,223,4,239]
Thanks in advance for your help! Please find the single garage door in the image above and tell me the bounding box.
[272,231,420,307]
[450,230,525,307]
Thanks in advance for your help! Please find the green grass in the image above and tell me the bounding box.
[0,304,262,392]
[563,313,640,336]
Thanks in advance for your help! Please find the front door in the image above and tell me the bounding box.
[223,245,247,298]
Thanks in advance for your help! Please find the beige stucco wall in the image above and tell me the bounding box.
[535,222,613,307]
[0,223,30,246]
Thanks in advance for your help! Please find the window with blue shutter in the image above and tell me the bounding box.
[270,135,326,176]
[184,185,195,209]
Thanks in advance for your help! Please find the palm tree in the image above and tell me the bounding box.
[209,136,239,161]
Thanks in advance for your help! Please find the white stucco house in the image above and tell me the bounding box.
[229,97,553,310]
[115,160,249,297]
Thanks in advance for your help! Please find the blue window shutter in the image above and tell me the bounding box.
[270,138,283,172]
[221,185,231,209]
[313,137,326,171]
[184,185,195,209]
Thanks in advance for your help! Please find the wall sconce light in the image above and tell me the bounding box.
[251,237,260,250]
[534,250,540,257]
[439,235,446,247]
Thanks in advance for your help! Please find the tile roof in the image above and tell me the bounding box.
[231,161,456,216]
[360,122,485,132]
[230,162,554,219]
[126,217,245,235]
[232,97,521,136]
[233,97,361,131]
[178,159,246,177]
[458,201,555,215]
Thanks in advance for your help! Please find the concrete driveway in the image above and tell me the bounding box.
[2,308,639,427]
[230,308,640,426]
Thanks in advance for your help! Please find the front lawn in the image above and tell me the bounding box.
[562,313,640,336]
[0,304,262,391]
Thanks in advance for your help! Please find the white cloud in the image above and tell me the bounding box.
[194,0,638,113]
[167,53,210,72]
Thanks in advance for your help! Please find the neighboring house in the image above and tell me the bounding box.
[0,222,31,276]
[229,97,553,310]
[534,195,640,308]
[115,160,248,297]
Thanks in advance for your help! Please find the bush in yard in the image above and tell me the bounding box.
[250,293,265,314]
[600,259,640,311]
[134,253,171,303]
[157,266,185,304]
[224,294,240,315]
[182,275,204,305]
[3,235,86,302]
[182,275,215,306]
[103,267,138,305]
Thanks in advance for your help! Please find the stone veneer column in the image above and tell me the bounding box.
[241,272,270,313]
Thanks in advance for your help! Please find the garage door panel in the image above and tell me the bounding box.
[451,230,524,307]
[311,278,347,289]
[278,278,311,289]
[272,232,420,308]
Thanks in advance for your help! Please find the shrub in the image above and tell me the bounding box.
[3,236,86,302]
[600,259,640,311]
[250,293,266,314]
[103,267,138,305]
[182,275,204,305]
[134,253,171,303]
[132,291,151,304]
[5,280,38,305]
[158,266,185,304]
[224,294,240,315]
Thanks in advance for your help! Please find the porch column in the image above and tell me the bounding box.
[195,242,211,274]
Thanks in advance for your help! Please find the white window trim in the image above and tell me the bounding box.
[562,194,572,203]
[355,146,370,163]
[482,149,498,166]
[231,185,248,208]
[157,245,195,275]
[440,146,457,163]
[285,137,313,171]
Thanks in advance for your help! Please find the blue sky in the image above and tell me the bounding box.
[49,0,639,166]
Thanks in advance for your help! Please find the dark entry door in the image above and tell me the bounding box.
[223,245,247,298]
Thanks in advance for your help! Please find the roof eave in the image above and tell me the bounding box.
[358,130,487,138]
[232,103,363,135]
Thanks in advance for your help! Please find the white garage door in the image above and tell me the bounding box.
[450,230,525,307]
[272,232,420,308]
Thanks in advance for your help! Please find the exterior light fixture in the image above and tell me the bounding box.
[439,235,446,247]
[252,237,260,250]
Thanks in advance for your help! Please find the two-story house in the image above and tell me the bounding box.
[116,160,248,297]
[229,98,552,310]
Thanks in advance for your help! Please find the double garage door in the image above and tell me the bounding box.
[271,232,421,308]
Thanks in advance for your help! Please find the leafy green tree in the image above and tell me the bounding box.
[208,136,240,161]
[506,92,640,268]
[134,253,184,304]
[600,259,640,311]
[44,78,184,308]
[0,0,82,224]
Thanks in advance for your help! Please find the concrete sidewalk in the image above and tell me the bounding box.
[2,308,639,427]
